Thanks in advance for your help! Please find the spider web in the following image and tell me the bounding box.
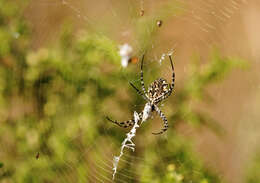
[3,0,260,183]
[28,0,249,182]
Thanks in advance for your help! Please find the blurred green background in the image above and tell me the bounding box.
[0,0,260,183]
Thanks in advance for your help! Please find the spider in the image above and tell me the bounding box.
[106,54,175,135]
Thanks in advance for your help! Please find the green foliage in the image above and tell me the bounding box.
[138,133,221,183]
[0,1,251,183]
[186,51,247,100]
[246,150,260,183]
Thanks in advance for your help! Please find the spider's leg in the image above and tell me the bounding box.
[154,89,171,104]
[140,54,148,96]
[129,82,149,101]
[154,55,175,104]
[151,105,168,135]
[106,112,143,128]
[106,116,134,128]
[168,55,175,91]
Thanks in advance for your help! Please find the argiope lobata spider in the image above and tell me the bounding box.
[106,54,175,135]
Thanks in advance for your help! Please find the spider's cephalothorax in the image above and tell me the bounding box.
[106,54,175,135]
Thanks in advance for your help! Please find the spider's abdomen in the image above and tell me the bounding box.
[148,78,169,100]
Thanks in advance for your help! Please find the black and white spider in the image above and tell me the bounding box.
[106,54,175,135]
